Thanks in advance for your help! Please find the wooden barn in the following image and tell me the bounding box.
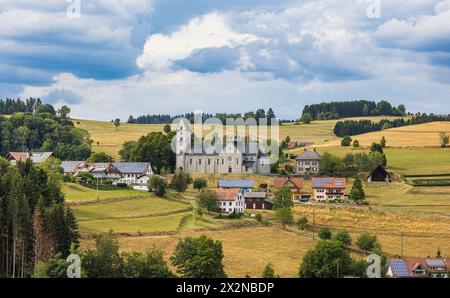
[367,165,390,182]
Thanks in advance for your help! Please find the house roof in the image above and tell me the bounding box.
[312,178,346,189]
[218,180,254,189]
[295,149,321,160]
[367,165,390,178]
[274,177,304,189]
[214,189,241,201]
[61,161,84,173]
[388,259,411,278]
[182,142,268,157]
[243,192,267,199]
[6,151,54,163]
[112,162,151,174]
[390,258,449,277]
[31,152,54,163]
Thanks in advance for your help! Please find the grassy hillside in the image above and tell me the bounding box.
[74,116,405,159]
[317,121,450,148]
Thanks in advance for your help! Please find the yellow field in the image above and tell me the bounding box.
[288,205,450,258]
[82,226,316,277]
[74,119,165,158]
[319,121,450,148]
[74,116,405,159]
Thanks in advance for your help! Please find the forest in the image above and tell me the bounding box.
[302,100,406,120]
[333,114,450,137]
[0,158,79,278]
[0,99,92,160]
[127,108,276,124]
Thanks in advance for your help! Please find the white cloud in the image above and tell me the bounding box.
[136,12,261,71]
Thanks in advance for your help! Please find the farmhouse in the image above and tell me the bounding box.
[295,149,321,175]
[312,177,346,202]
[387,258,449,278]
[243,191,272,210]
[214,189,245,214]
[273,177,310,201]
[6,151,54,164]
[66,161,153,186]
[367,165,390,182]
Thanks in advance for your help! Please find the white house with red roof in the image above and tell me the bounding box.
[213,188,245,214]
[311,177,346,202]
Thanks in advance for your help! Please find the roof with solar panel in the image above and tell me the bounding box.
[312,177,347,189]
[112,162,152,174]
[218,180,254,189]
[389,259,411,278]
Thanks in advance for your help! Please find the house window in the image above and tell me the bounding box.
[199,159,202,165]
[189,159,193,165]
[299,161,303,165]
[236,159,239,165]
[208,159,211,165]
[222,159,224,165]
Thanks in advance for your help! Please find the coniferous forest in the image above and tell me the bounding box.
[302,100,406,120]
[0,158,79,278]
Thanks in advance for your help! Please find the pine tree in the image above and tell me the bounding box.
[349,176,365,203]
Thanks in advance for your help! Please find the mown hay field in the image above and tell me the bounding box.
[74,116,404,159]
[63,183,149,203]
[81,226,316,278]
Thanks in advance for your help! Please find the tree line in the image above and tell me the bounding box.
[302,100,406,120]
[127,108,276,124]
[0,98,42,115]
[0,158,79,277]
[333,113,450,137]
[0,101,92,160]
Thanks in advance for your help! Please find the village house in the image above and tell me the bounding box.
[243,191,272,210]
[273,177,310,201]
[6,152,55,164]
[312,177,346,202]
[214,189,246,214]
[295,149,321,175]
[367,165,391,182]
[63,161,153,187]
[387,258,449,278]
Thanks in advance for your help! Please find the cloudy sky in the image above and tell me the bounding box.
[1,0,450,120]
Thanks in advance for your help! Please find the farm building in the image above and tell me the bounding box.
[214,189,245,214]
[273,177,310,201]
[64,161,153,187]
[387,258,449,278]
[243,191,272,210]
[367,165,390,182]
[312,177,346,202]
[6,151,55,164]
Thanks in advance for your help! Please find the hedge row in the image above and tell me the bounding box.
[406,179,450,187]
[79,182,129,190]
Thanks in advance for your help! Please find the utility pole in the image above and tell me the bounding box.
[337,259,340,278]
[312,205,316,241]
[191,196,195,237]
[400,233,404,258]
[96,177,99,200]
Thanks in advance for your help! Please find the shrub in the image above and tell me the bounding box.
[318,228,332,240]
